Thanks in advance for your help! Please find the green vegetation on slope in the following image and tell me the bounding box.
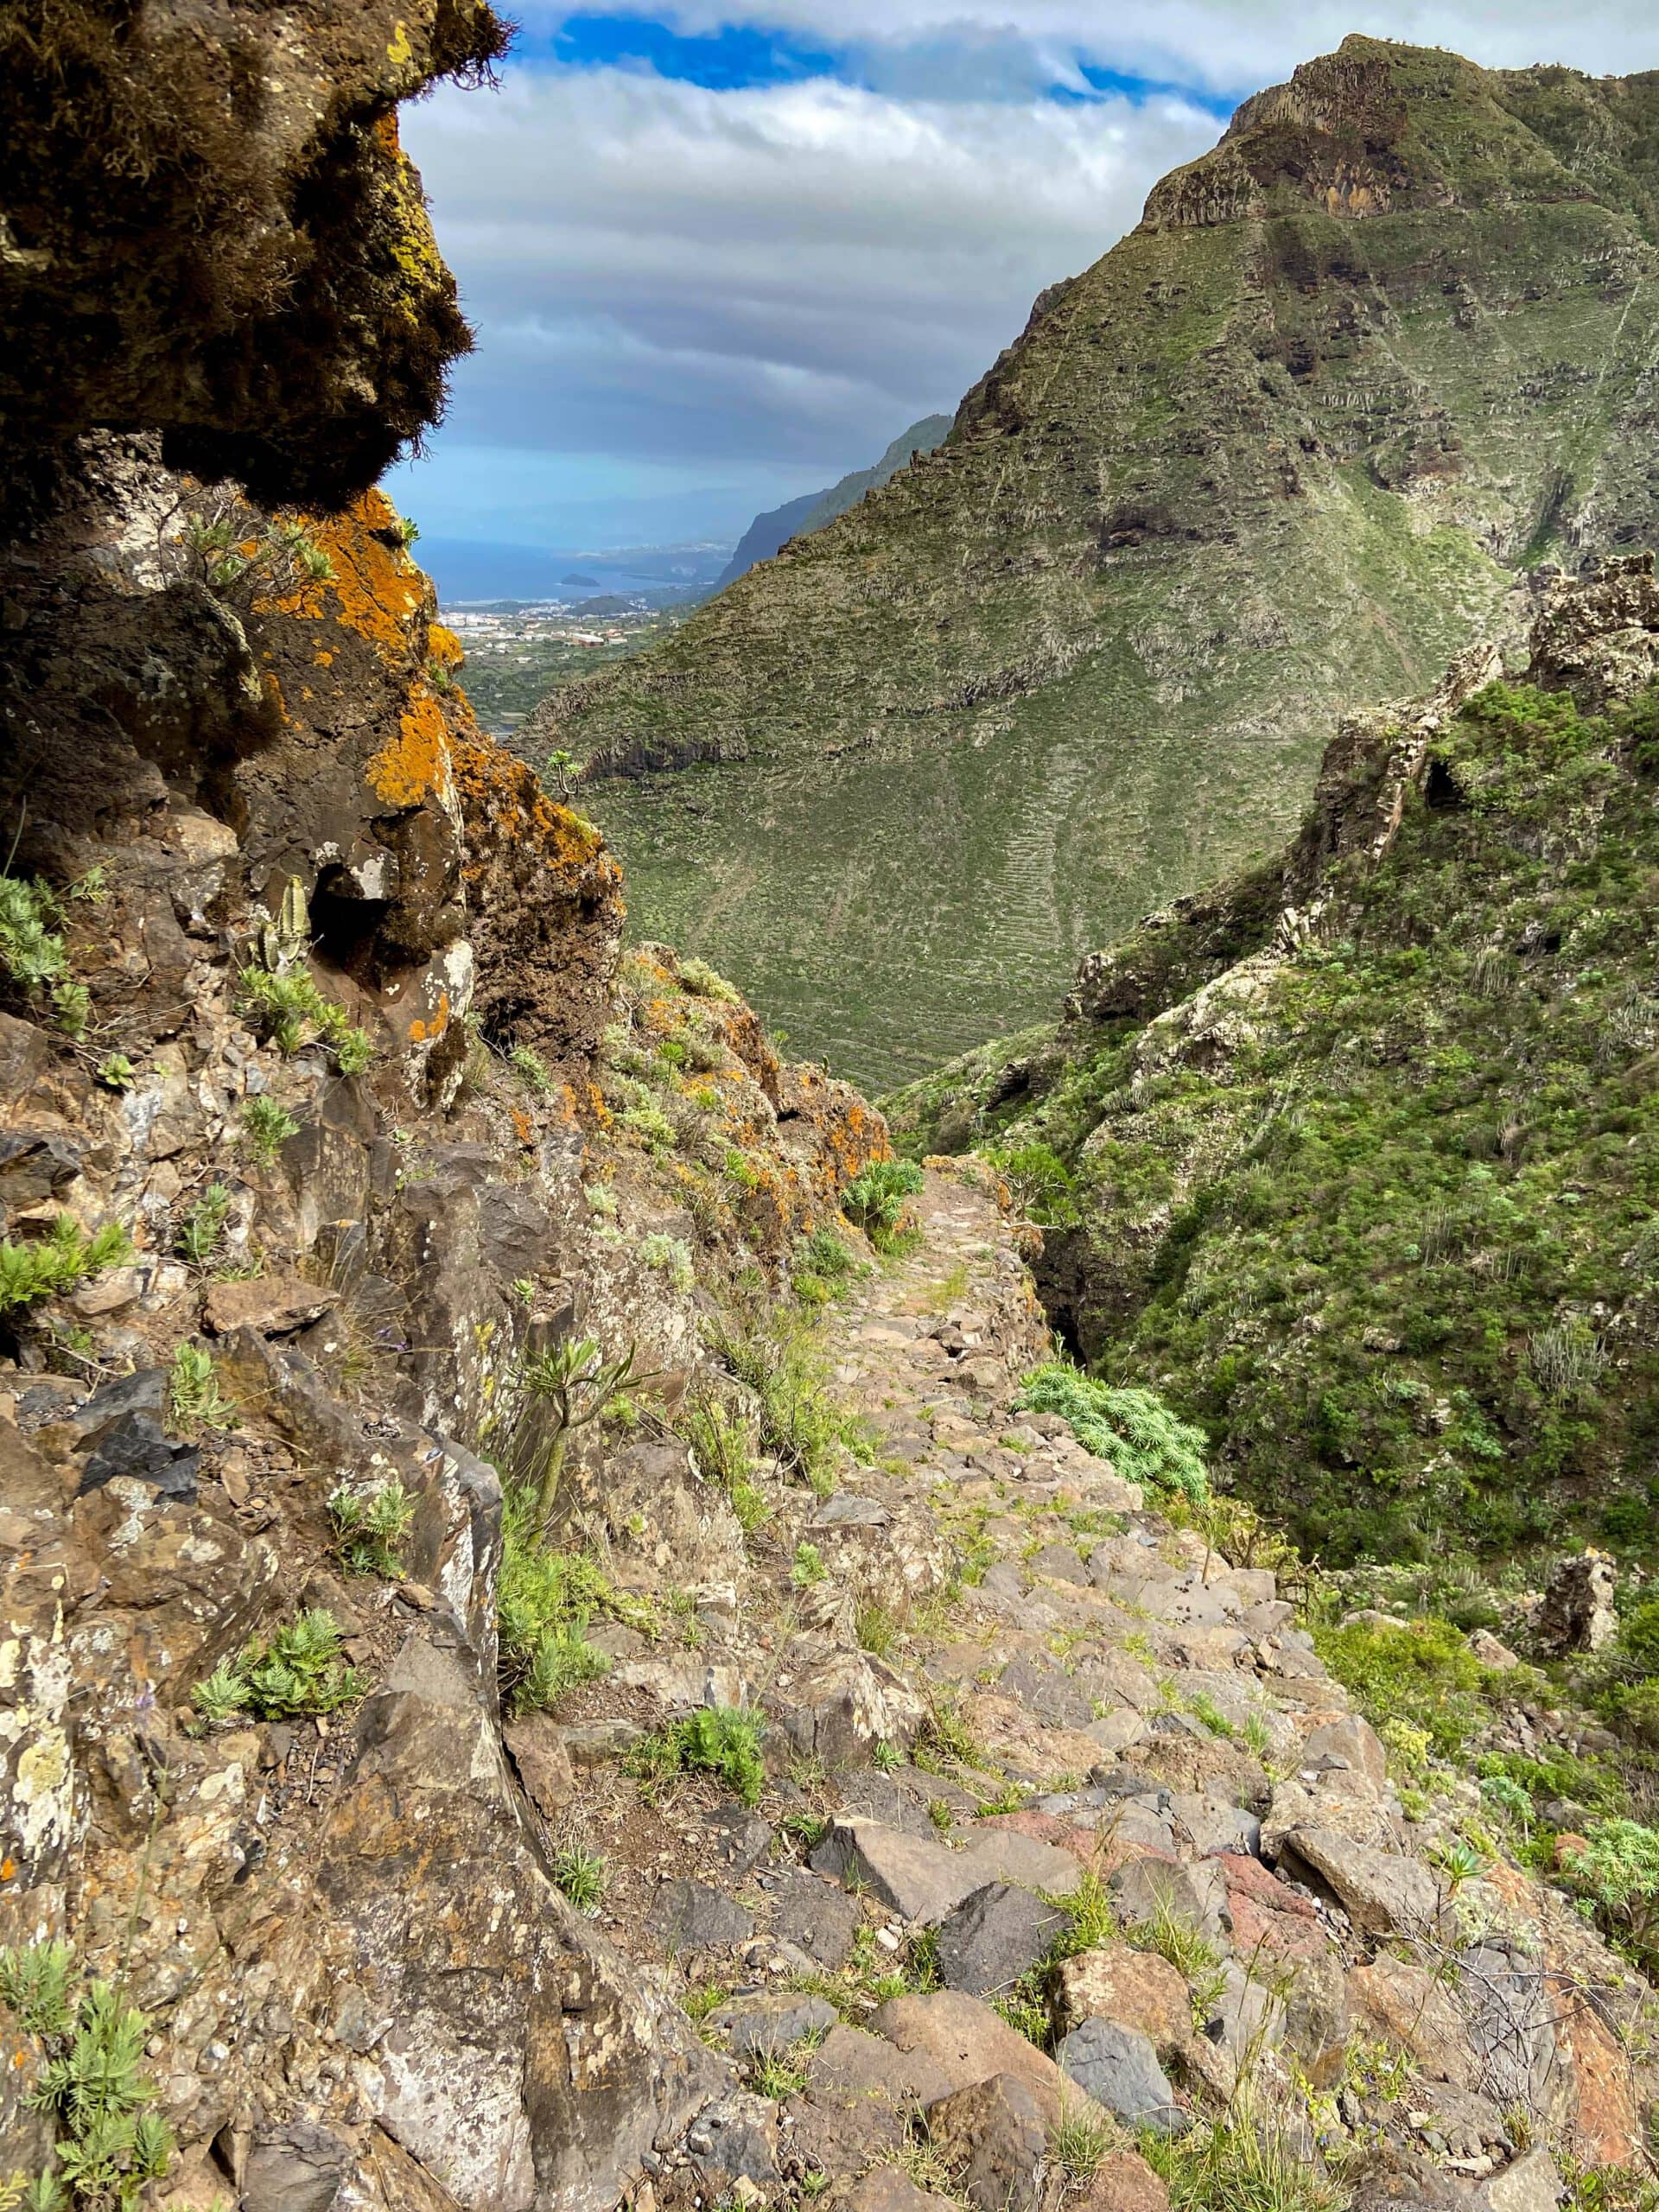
[895,593,1659,1569]
[526,40,1659,1089]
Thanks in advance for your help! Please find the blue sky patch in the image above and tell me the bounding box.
[531,12,842,86]
[517,9,1239,112]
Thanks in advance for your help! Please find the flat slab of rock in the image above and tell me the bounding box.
[789,2024,952,2178]
[1282,1827,1444,1937]
[203,1271,338,1336]
[1109,1854,1228,1940]
[769,1868,863,1967]
[936,1883,1067,1998]
[707,1992,837,2056]
[1051,1944,1192,2055]
[958,1823,1085,1897]
[1054,2018,1185,2136]
[810,1819,987,1926]
[848,2171,960,2212]
[871,1991,1090,2127]
[647,1877,754,1952]
[503,1714,575,1821]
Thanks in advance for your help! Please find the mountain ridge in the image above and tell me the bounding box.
[715,412,954,587]
[527,36,1659,1091]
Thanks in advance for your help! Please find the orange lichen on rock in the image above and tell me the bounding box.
[409,991,450,1043]
[449,729,620,893]
[369,687,454,810]
[428,622,464,671]
[258,489,426,658]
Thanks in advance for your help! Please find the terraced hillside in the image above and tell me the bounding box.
[530,38,1659,1090]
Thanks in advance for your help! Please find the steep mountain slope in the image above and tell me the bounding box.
[888,558,1659,1572]
[531,38,1659,1090]
[716,414,954,586]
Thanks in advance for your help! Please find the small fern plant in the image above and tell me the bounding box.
[0,1942,174,2210]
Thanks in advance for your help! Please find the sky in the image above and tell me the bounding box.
[388,2,1659,561]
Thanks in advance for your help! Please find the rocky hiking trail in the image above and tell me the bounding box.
[528,1166,1654,2212]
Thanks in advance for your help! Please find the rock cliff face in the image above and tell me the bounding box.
[531,37,1659,1089]
[0,0,508,518]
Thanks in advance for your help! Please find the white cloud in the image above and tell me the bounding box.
[399,67,1217,536]
[543,2,1659,91]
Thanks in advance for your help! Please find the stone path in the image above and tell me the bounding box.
[606,1166,1641,2211]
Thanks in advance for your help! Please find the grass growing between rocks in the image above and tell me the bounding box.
[706,1300,871,1497]
[1141,2103,1348,2212]
[627,1706,767,1808]
[496,1485,655,1716]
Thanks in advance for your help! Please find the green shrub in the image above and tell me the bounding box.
[0,874,92,1037]
[632,1705,766,1806]
[1015,1362,1209,1503]
[192,1608,363,1723]
[236,967,372,1072]
[677,1386,767,1534]
[552,1845,607,1912]
[708,1309,863,1495]
[678,957,741,1004]
[799,1226,858,1281]
[176,1183,233,1267]
[511,1045,554,1096]
[510,1333,645,1526]
[1563,1819,1659,1970]
[842,1158,925,1244]
[0,1218,131,1320]
[239,1095,299,1164]
[167,1344,237,1436]
[791,1541,827,1588]
[640,1233,695,1293]
[1313,1615,1490,1758]
[329,1479,416,1577]
[96,1054,136,1092]
[2,1942,174,2211]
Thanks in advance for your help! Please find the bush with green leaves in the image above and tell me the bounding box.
[329,1478,416,1577]
[707,1306,864,1495]
[239,1094,299,1164]
[841,1158,925,1244]
[193,1608,364,1723]
[167,1344,237,1436]
[175,1183,232,1266]
[677,957,741,1004]
[507,1332,646,1526]
[1016,1361,1208,1503]
[0,1941,173,2211]
[494,1485,654,1715]
[631,1705,766,1807]
[640,1233,695,1294]
[1562,1819,1659,1971]
[1312,1613,1492,1758]
[0,874,92,1038]
[0,1218,131,1321]
[511,1045,554,1096]
[552,1845,607,1912]
[236,967,372,1072]
[677,1385,767,1535]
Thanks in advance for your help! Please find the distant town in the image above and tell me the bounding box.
[442,599,687,739]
